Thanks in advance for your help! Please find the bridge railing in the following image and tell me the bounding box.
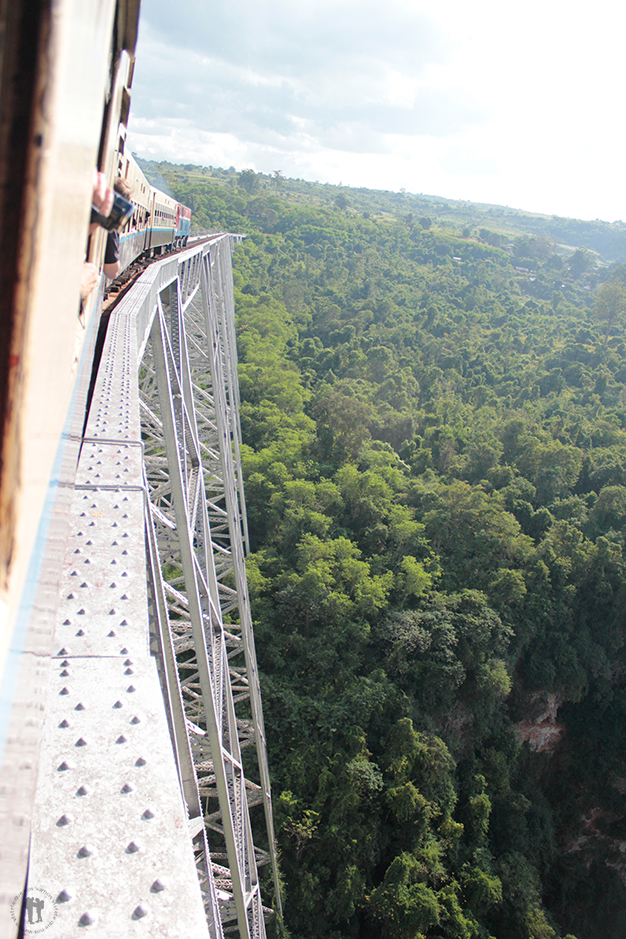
[28,235,280,938]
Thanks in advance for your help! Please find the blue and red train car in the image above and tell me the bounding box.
[116,152,192,273]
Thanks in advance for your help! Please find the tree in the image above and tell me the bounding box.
[594,277,626,345]
[237,168,260,194]
[569,246,595,278]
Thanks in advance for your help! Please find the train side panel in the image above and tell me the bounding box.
[0,1,140,931]
[116,151,152,270]
[176,205,192,246]
[145,188,178,253]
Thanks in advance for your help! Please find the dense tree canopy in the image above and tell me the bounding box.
[142,159,626,939]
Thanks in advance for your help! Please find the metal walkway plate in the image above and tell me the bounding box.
[29,655,208,937]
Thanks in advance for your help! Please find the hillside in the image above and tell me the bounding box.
[139,159,626,939]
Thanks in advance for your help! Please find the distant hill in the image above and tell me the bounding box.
[136,156,626,263]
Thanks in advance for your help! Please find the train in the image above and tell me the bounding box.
[0,1,194,931]
[115,151,192,273]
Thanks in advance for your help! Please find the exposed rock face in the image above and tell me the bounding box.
[514,691,565,752]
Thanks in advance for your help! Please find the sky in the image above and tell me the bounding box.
[127,0,626,223]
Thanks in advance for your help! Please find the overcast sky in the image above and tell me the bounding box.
[127,0,626,223]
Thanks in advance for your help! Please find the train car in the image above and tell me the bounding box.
[112,152,193,272]
[115,151,153,270]
[175,204,192,248]
[146,187,179,255]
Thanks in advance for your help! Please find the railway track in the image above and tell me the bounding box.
[102,238,213,313]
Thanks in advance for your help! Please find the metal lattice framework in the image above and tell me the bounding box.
[139,240,280,937]
[27,235,280,939]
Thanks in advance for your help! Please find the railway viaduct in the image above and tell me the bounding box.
[0,236,280,938]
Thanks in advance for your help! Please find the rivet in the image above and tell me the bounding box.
[84,559,91,565]
[85,540,93,546]
[80,582,89,588]
[76,629,85,637]
[142,807,155,819]
[77,609,86,615]
[78,911,96,925]
[121,571,128,577]
[109,582,117,588]
[120,619,128,626]
[59,719,70,728]
[111,559,117,565]
[122,550,128,555]
[61,660,70,667]
[67,593,75,599]
[132,903,148,919]
[70,570,78,576]
[124,659,132,666]
[75,737,88,747]
[57,813,73,826]
[121,594,129,600]
[77,785,91,796]
[58,648,69,656]
[126,685,136,693]
[120,647,129,654]
[135,757,147,766]
[107,630,117,637]
[57,889,72,903]
[73,549,81,555]
[109,609,117,615]
[151,879,165,892]
[63,619,72,625]
[60,669,70,677]
[127,841,140,853]
[125,668,134,675]
[116,734,127,744]
[58,761,74,771]
[130,715,140,724]
[60,687,70,696]
[112,541,119,546]
[113,700,123,708]
[75,703,85,711]
[121,783,133,793]
[77,845,94,857]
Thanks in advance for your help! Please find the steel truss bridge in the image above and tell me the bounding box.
[24,236,280,938]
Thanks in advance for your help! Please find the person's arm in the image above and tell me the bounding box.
[103,259,120,279]
[90,171,113,235]
[103,230,120,279]
[80,262,99,301]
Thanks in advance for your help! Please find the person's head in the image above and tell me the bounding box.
[114,177,132,199]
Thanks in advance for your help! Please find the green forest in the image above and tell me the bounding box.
[141,159,626,939]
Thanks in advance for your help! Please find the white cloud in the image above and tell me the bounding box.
[127,0,626,221]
